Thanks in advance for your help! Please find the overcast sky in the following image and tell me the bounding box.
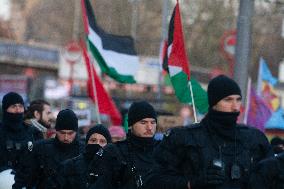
[0,0,10,20]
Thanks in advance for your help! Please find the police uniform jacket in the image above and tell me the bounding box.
[13,137,84,189]
[93,133,156,189]
[249,152,284,189]
[145,120,273,189]
[0,122,41,172]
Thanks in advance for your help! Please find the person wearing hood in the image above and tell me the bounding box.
[92,101,157,189]
[0,92,40,188]
[144,75,273,189]
[58,124,111,189]
[13,109,84,189]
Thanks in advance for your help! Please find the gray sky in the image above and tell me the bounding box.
[0,0,10,20]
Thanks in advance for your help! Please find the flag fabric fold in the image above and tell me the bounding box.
[81,42,122,126]
[257,58,277,89]
[256,58,279,111]
[163,1,208,113]
[265,108,284,130]
[262,83,280,111]
[81,0,139,83]
[247,86,272,132]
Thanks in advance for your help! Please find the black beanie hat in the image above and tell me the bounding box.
[271,137,284,146]
[86,124,112,144]
[128,101,157,127]
[2,92,24,111]
[207,75,242,108]
[55,109,78,131]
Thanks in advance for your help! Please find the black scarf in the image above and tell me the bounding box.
[128,132,154,152]
[201,109,247,157]
[84,144,101,161]
[204,109,240,141]
[2,111,24,132]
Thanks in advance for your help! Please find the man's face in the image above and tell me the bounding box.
[87,133,108,147]
[56,130,76,144]
[212,94,242,112]
[7,103,24,113]
[131,118,157,138]
[38,104,53,128]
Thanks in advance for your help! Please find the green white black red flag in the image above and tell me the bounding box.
[81,0,139,83]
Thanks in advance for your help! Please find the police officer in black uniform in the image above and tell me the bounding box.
[13,109,84,189]
[145,75,273,189]
[58,124,112,189]
[249,151,284,189]
[0,92,41,184]
[93,101,157,189]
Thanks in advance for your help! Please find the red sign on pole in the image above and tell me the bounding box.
[220,30,236,76]
[63,41,82,95]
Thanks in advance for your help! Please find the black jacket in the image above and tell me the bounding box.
[249,152,284,189]
[58,147,104,189]
[13,137,84,189]
[145,122,273,189]
[93,133,156,189]
[0,123,41,172]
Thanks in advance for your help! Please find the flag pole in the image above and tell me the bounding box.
[243,77,251,124]
[256,58,263,96]
[188,80,198,123]
[81,38,102,124]
[89,56,102,124]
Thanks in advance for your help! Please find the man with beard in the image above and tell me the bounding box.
[0,92,41,186]
[13,109,84,189]
[24,99,54,139]
[58,124,112,189]
[144,75,273,189]
[93,101,157,189]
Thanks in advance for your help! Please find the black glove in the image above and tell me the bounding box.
[190,166,225,188]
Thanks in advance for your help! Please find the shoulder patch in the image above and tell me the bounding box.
[164,129,172,137]
[27,141,33,151]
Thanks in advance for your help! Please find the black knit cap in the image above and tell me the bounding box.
[2,92,24,111]
[55,109,78,131]
[128,101,157,127]
[86,124,111,144]
[271,137,284,146]
[207,75,242,108]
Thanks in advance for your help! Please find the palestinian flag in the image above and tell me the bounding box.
[81,41,122,126]
[81,0,139,83]
[164,1,208,114]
